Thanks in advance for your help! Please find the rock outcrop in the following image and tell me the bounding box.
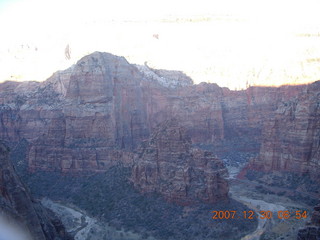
[297,203,320,240]
[0,51,314,175]
[134,63,193,88]
[220,84,305,150]
[2,52,151,172]
[131,119,229,205]
[0,141,72,240]
[251,81,320,180]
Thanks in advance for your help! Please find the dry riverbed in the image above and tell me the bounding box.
[230,179,312,240]
[41,198,156,240]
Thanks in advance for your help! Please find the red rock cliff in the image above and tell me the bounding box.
[0,52,312,174]
[132,119,229,205]
[251,81,320,179]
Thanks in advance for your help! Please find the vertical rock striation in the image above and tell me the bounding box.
[132,119,229,205]
[251,81,320,179]
[26,52,150,172]
[0,51,315,176]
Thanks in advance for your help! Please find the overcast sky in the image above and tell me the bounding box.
[0,0,320,89]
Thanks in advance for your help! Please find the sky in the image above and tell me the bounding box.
[0,0,320,89]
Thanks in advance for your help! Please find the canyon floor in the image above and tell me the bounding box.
[39,176,312,240]
[20,166,257,240]
[217,148,314,240]
[10,140,316,240]
[230,179,312,240]
[33,150,314,240]
[231,168,313,238]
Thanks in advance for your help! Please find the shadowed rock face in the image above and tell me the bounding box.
[297,203,320,240]
[0,51,317,178]
[0,141,72,240]
[251,81,320,180]
[132,119,229,205]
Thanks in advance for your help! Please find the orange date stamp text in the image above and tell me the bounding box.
[211,210,307,220]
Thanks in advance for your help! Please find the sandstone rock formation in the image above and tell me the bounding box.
[131,119,229,205]
[251,81,320,180]
[134,63,193,88]
[0,51,315,175]
[297,203,320,240]
[0,141,72,240]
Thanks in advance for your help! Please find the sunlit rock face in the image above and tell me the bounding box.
[0,51,315,174]
[251,81,320,179]
[134,64,193,88]
[24,52,151,172]
[0,141,72,240]
[132,119,229,205]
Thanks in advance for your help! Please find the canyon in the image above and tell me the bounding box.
[0,141,72,240]
[0,52,318,182]
[0,51,319,239]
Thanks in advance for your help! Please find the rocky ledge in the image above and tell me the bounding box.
[131,119,229,205]
[0,141,72,240]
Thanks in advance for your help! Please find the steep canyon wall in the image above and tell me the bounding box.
[0,52,318,181]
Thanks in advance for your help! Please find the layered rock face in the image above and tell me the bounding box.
[0,51,313,173]
[0,141,72,240]
[132,119,229,205]
[220,85,305,150]
[1,52,151,172]
[297,203,320,239]
[251,81,320,179]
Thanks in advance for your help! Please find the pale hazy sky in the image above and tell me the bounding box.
[0,0,320,89]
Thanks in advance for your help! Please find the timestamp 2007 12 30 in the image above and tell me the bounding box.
[211,210,307,220]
